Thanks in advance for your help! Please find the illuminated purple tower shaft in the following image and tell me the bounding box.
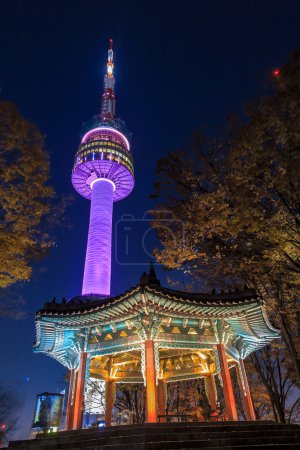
[82,179,114,295]
[72,39,134,297]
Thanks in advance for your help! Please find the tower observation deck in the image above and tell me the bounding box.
[72,39,134,297]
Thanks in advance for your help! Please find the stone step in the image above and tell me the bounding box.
[175,446,300,450]
[40,430,300,448]
[75,443,299,450]
[33,420,289,439]
[27,423,300,444]
[10,433,300,450]
[10,426,300,448]
[8,422,300,450]
[76,437,300,450]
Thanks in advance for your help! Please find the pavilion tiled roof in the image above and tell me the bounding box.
[34,273,278,367]
[37,283,258,316]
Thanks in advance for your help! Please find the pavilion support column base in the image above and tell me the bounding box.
[239,358,256,420]
[72,352,87,430]
[105,379,116,427]
[145,339,158,423]
[206,373,217,411]
[157,379,167,421]
[217,344,238,421]
[65,368,75,430]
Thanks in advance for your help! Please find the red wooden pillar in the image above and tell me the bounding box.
[217,344,238,420]
[157,379,166,420]
[145,339,158,422]
[65,368,75,430]
[72,352,87,429]
[239,358,256,420]
[206,374,217,410]
[105,380,116,427]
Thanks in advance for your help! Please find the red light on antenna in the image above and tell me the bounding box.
[273,69,280,77]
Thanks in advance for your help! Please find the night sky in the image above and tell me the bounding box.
[0,0,300,440]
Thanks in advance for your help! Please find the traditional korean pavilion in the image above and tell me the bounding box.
[34,41,279,429]
[34,265,279,429]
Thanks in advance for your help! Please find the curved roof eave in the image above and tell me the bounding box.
[36,284,259,318]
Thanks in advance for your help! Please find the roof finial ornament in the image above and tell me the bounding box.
[140,271,148,287]
[148,261,161,287]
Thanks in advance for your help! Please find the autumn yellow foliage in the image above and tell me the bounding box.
[0,102,55,288]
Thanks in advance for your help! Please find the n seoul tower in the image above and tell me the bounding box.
[72,39,134,297]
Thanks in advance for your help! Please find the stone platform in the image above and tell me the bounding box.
[8,421,300,450]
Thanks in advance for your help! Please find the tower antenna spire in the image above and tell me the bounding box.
[106,38,114,76]
[101,38,115,119]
